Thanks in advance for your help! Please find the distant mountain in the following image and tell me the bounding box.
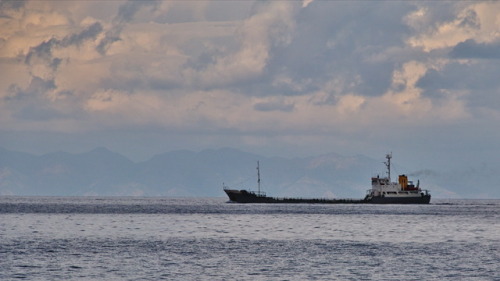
[0,147,497,198]
[0,147,137,196]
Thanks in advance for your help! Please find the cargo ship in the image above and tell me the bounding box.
[223,154,431,204]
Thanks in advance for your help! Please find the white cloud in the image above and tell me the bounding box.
[336,94,365,116]
[407,2,500,51]
[302,0,314,8]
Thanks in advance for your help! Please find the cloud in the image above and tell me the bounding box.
[22,21,103,76]
[96,0,159,55]
[0,0,499,176]
[62,22,103,47]
[302,0,314,8]
[4,75,80,123]
[254,98,295,112]
[11,20,105,118]
[263,1,416,99]
[0,0,26,14]
[416,60,500,112]
[450,39,500,59]
[25,22,103,71]
[182,1,297,90]
[406,2,500,51]
[7,76,55,100]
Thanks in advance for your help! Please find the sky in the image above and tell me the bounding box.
[1,0,500,175]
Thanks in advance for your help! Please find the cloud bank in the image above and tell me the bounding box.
[1,1,499,169]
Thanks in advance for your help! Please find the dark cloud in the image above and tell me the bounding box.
[185,50,221,72]
[0,0,25,15]
[96,31,121,56]
[415,68,444,93]
[25,76,55,95]
[5,77,71,121]
[97,0,159,55]
[417,61,500,109]
[417,62,500,91]
[116,0,158,24]
[25,22,103,69]
[153,2,418,99]
[450,39,500,59]
[458,9,480,29]
[263,2,415,98]
[25,38,58,66]
[61,22,103,47]
[6,76,55,101]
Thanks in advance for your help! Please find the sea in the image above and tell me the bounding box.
[0,197,498,281]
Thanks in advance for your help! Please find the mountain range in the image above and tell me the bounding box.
[0,147,497,198]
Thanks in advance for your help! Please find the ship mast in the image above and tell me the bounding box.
[257,161,261,195]
[384,153,392,182]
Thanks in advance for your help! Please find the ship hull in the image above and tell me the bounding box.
[224,189,430,204]
[369,194,431,204]
[224,189,368,204]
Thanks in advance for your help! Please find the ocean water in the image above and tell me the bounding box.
[0,197,498,280]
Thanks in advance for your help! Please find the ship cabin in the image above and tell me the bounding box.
[369,174,421,197]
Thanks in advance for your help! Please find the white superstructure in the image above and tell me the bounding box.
[366,153,430,203]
